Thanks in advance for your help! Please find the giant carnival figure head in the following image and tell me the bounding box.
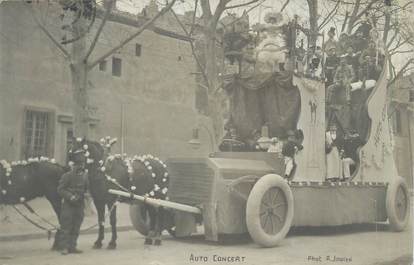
[254,11,288,73]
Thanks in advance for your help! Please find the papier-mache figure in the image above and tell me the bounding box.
[254,11,288,73]
[325,124,342,181]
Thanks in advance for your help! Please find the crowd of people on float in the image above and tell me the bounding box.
[220,14,384,182]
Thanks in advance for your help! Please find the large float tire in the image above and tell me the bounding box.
[129,203,150,236]
[246,174,294,247]
[386,176,410,232]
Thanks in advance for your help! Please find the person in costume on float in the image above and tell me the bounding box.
[282,130,304,180]
[325,124,343,181]
[327,55,355,105]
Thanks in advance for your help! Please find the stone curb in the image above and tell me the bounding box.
[0,225,135,242]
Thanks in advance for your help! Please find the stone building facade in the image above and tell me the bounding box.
[0,1,211,164]
[390,73,414,189]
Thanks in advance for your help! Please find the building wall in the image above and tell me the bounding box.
[391,74,414,189]
[0,2,211,163]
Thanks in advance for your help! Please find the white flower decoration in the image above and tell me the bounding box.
[149,191,155,196]
[68,161,74,166]
[83,144,88,150]
[1,190,6,195]
[154,184,160,191]
[147,166,152,170]
[22,160,28,165]
[106,136,111,140]
[5,173,10,177]
[20,197,25,202]
[151,173,156,178]
[7,180,12,185]
[162,178,167,182]
[84,151,90,157]
[86,158,94,164]
[101,167,106,172]
[131,186,136,191]
[11,161,17,166]
[76,137,82,142]
[144,161,150,166]
[161,187,168,194]
[164,172,168,177]
[99,160,104,166]
[84,169,89,173]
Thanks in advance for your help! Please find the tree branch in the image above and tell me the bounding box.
[280,0,291,12]
[170,9,210,86]
[84,0,115,62]
[354,0,381,21]
[88,0,177,70]
[388,58,414,86]
[213,0,231,26]
[318,0,340,30]
[189,0,199,35]
[220,0,265,28]
[25,2,70,60]
[224,0,261,10]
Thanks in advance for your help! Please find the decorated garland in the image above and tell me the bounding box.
[103,154,169,200]
[0,157,58,203]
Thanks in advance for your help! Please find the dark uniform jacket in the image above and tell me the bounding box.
[58,169,89,205]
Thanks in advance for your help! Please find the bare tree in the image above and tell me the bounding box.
[26,0,177,137]
[171,0,265,141]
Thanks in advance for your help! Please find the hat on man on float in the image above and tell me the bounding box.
[271,137,279,143]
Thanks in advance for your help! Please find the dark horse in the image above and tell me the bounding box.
[0,158,68,250]
[104,154,171,245]
[68,137,120,249]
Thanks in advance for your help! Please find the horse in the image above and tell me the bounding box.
[0,158,68,250]
[104,154,171,245]
[68,137,120,249]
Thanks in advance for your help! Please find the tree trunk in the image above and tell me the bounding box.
[203,28,224,143]
[71,20,89,138]
[307,0,319,48]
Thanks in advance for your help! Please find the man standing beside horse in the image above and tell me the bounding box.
[58,149,89,255]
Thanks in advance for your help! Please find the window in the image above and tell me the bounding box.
[135,44,142,57]
[23,110,52,159]
[392,109,402,135]
[409,90,414,102]
[112,57,122,77]
[66,129,73,163]
[99,60,107,71]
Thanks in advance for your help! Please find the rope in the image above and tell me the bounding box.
[11,205,55,240]
[22,202,60,231]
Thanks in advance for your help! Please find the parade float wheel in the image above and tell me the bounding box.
[129,203,150,236]
[386,176,410,232]
[246,174,293,247]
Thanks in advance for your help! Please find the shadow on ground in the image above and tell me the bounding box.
[161,223,393,246]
